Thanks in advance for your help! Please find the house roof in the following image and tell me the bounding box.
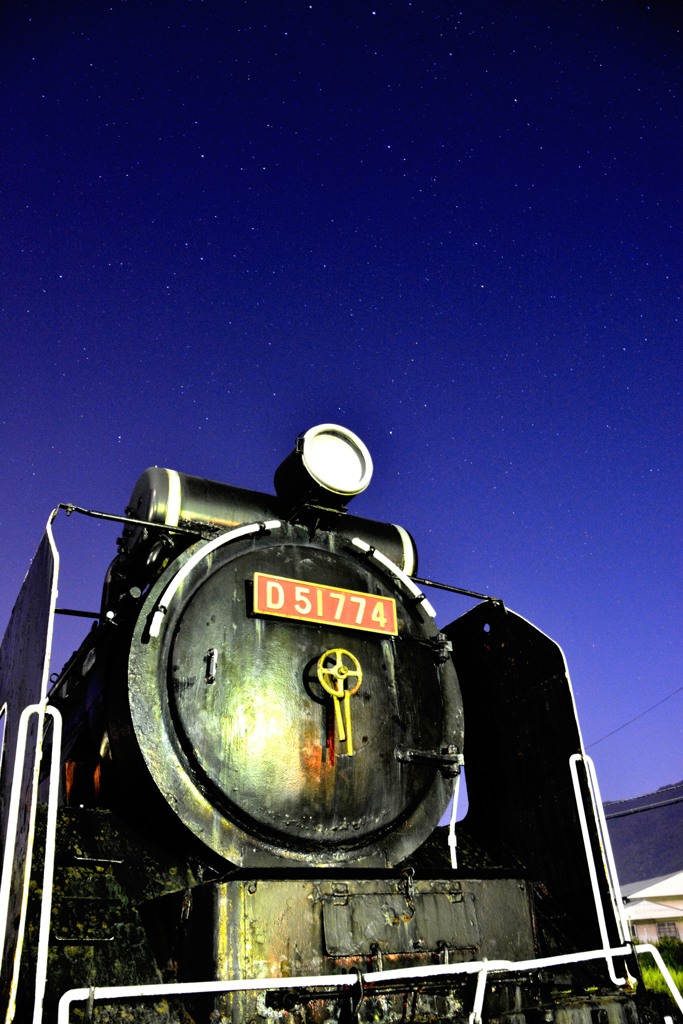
[605,782,683,817]
[621,869,683,900]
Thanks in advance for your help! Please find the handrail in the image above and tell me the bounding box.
[58,975,359,1024]
[0,703,46,990]
[576,753,632,942]
[56,944,638,1024]
[0,703,63,1024]
[149,520,281,637]
[569,753,631,986]
[32,707,63,1024]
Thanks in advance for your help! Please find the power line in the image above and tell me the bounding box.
[586,684,683,748]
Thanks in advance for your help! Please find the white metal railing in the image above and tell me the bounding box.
[447,767,462,868]
[569,752,633,987]
[54,942,683,1024]
[56,944,641,1024]
[149,521,282,638]
[30,707,63,1024]
[0,702,63,1024]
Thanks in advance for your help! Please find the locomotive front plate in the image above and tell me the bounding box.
[253,571,398,634]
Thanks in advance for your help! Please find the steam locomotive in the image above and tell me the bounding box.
[0,425,678,1024]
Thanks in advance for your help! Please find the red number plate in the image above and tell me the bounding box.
[253,572,398,636]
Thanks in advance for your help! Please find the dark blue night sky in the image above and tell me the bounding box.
[1,0,681,801]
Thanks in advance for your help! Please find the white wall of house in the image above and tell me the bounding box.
[623,871,683,945]
[630,920,681,944]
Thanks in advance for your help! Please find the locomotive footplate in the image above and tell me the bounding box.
[174,876,536,1024]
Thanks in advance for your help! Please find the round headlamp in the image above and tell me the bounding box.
[274,423,373,509]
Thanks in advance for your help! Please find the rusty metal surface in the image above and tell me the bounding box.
[203,877,535,977]
[173,876,536,1024]
[321,883,479,955]
[24,807,178,1024]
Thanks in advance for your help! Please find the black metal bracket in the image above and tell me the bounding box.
[395,745,464,778]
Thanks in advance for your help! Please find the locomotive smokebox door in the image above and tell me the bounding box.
[110,521,463,868]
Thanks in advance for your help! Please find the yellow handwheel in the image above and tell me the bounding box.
[317,649,362,755]
[317,648,363,697]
